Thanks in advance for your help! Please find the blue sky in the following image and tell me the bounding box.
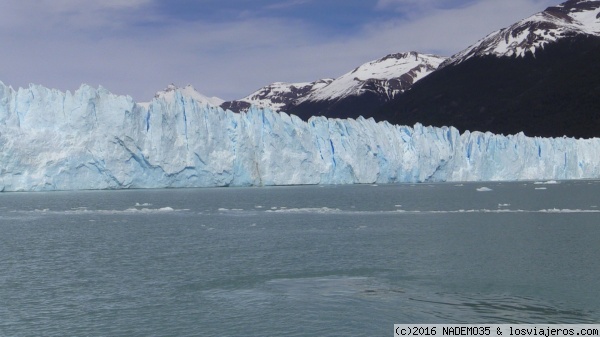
[0,0,557,101]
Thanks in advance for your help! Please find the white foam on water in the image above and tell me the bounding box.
[124,207,175,213]
[262,207,600,215]
[24,206,183,215]
[539,208,600,213]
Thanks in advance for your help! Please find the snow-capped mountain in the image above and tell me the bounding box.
[221,79,333,113]
[284,52,446,120]
[298,52,445,104]
[379,0,600,138]
[222,52,446,120]
[443,0,600,66]
[108,0,600,139]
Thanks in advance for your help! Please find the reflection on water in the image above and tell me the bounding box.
[410,293,596,324]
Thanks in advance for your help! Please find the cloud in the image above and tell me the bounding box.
[0,0,155,36]
[0,0,558,101]
[375,0,479,17]
[362,0,558,54]
[376,0,436,11]
[265,0,313,10]
[44,0,152,12]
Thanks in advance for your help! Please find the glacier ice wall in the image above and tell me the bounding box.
[1,82,599,191]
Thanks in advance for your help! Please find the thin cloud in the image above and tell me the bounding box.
[265,0,314,10]
[45,0,152,11]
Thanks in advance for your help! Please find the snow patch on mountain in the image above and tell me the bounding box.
[222,52,446,113]
[224,79,333,112]
[444,0,600,66]
[299,52,446,103]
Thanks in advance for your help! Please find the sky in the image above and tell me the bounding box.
[0,0,558,102]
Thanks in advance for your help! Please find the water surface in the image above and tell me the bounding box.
[1,181,599,336]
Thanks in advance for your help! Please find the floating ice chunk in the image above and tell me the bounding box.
[534,180,559,185]
[476,187,493,192]
[265,207,342,214]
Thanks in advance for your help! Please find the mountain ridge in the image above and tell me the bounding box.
[221,52,446,120]
[215,0,600,137]
[6,0,599,138]
[372,0,600,138]
[441,0,600,67]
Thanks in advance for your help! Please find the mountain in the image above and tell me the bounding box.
[442,0,600,66]
[1,82,600,191]
[220,79,333,113]
[222,52,446,120]
[219,0,600,138]
[378,0,600,138]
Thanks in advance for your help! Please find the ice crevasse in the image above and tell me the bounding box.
[0,82,599,191]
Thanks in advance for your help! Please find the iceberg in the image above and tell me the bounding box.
[0,82,599,191]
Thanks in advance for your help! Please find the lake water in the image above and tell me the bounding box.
[1,181,599,336]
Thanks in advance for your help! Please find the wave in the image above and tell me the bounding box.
[262,207,600,215]
[9,206,600,217]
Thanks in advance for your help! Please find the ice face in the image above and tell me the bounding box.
[0,82,599,191]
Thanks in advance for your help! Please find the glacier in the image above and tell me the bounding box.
[1,82,600,192]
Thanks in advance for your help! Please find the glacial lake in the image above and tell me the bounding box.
[1,181,599,336]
